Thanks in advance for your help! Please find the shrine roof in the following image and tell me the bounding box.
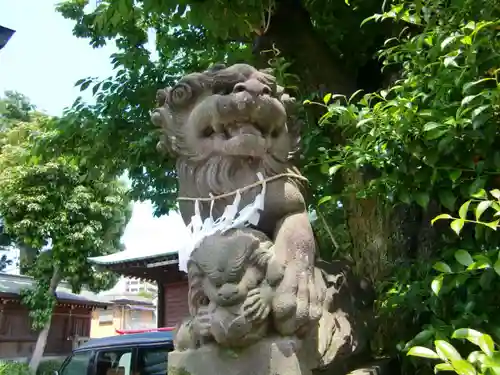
[0,273,109,308]
[0,25,15,51]
[88,248,179,266]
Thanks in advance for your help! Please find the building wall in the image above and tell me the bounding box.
[0,303,92,359]
[162,282,189,328]
[90,305,156,338]
[125,278,157,295]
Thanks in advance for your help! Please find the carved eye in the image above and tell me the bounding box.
[201,126,215,138]
[212,81,236,96]
[170,83,192,105]
[270,128,281,138]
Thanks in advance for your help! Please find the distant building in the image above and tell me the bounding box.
[90,293,156,338]
[0,273,108,361]
[107,276,157,295]
[124,278,157,295]
[90,249,186,329]
[0,25,15,51]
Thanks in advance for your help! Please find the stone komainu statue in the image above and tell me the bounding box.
[151,63,373,374]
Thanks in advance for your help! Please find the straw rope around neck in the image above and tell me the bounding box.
[176,172,308,202]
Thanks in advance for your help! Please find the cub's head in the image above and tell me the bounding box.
[188,228,272,307]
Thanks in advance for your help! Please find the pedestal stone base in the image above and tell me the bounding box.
[168,337,312,375]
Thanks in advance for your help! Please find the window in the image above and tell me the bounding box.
[98,308,114,324]
[95,348,132,375]
[60,350,92,375]
[136,346,171,375]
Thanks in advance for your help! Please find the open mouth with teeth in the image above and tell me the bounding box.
[203,120,278,140]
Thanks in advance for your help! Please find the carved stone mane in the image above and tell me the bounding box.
[151,64,305,219]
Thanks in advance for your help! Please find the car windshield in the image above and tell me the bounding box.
[60,350,92,375]
[136,346,170,375]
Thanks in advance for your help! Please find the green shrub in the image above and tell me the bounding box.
[36,360,63,375]
[406,191,500,374]
[0,361,31,375]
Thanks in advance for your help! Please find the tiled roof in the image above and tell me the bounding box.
[0,25,15,50]
[97,292,155,306]
[0,274,157,307]
[88,248,178,266]
[0,273,107,306]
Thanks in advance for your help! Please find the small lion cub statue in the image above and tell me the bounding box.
[174,228,284,350]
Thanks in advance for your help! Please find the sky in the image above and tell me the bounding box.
[0,0,188,268]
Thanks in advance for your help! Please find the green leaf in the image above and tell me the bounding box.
[74,78,86,87]
[80,80,92,91]
[413,329,435,343]
[416,192,430,209]
[433,262,452,273]
[431,275,443,295]
[329,165,342,176]
[435,340,462,362]
[461,95,479,106]
[102,81,112,91]
[475,201,492,220]
[459,200,472,219]
[432,214,453,225]
[452,329,483,345]
[494,258,500,276]
[478,334,495,355]
[407,346,440,359]
[472,189,487,199]
[483,220,499,230]
[399,190,412,205]
[450,359,477,375]
[463,78,495,93]
[92,82,101,96]
[450,219,465,235]
[317,196,332,206]
[323,93,332,104]
[467,351,485,364]
[439,190,456,211]
[444,56,459,68]
[424,122,444,131]
[461,35,472,45]
[356,118,374,128]
[348,89,364,103]
[441,35,457,50]
[455,250,474,266]
[472,105,490,118]
[425,128,448,140]
[449,170,462,182]
[490,189,500,200]
[435,363,454,373]
[479,269,494,289]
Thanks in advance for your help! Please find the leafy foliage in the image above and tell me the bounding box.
[302,0,500,372]
[408,330,500,375]
[0,92,132,330]
[53,0,500,374]
[36,359,63,375]
[405,192,500,375]
[0,361,30,375]
[307,1,500,212]
[53,0,395,215]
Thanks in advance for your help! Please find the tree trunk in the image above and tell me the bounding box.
[253,0,434,283]
[29,268,61,374]
[253,0,357,96]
